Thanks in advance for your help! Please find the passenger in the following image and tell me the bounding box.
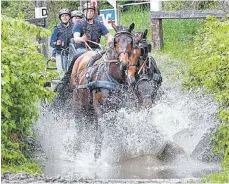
[50,9,73,78]
[71,10,83,25]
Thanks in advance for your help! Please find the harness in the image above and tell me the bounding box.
[74,30,135,104]
[134,74,151,101]
[75,60,120,104]
[75,60,120,91]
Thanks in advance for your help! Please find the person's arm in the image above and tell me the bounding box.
[104,33,113,44]
[50,27,57,48]
[73,32,88,43]
[72,23,88,44]
[101,24,113,43]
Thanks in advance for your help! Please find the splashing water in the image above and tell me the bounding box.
[34,54,221,179]
[34,79,220,179]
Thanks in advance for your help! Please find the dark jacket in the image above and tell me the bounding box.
[50,22,74,52]
[72,19,109,48]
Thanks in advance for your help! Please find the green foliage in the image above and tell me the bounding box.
[120,6,152,42]
[1,162,42,174]
[183,16,229,176]
[203,169,229,182]
[1,16,57,173]
[162,19,203,60]
[1,1,35,19]
[163,0,220,11]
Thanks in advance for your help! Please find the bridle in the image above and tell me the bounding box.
[114,31,134,59]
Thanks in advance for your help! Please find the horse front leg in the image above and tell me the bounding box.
[92,89,109,161]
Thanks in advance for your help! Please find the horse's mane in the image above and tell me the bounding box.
[105,43,116,60]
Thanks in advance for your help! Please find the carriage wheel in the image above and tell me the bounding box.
[54,82,64,93]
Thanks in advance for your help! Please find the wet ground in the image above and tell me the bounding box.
[1,171,202,183]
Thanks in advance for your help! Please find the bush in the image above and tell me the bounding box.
[183,16,229,180]
[1,16,57,174]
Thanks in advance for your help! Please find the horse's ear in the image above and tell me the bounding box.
[128,23,135,32]
[143,29,148,39]
[135,32,143,42]
[112,23,118,32]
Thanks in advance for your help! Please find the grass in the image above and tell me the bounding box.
[2,162,42,175]
[202,169,229,183]
[119,6,203,61]
[120,6,152,43]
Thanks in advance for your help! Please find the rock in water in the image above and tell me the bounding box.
[191,134,221,162]
[157,141,185,162]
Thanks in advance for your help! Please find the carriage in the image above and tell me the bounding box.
[44,38,79,92]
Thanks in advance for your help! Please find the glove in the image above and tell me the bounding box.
[55,40,62,45]
[81,35,89,42]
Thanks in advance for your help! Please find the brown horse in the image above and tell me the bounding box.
[131,29,162,106]
[71,25,162,160]
[71,23,140,160]
[71,23,140,117]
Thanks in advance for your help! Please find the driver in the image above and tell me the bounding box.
[59,2,113,90]
[72,2,113,56]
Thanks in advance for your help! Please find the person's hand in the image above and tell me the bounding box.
[105,34,113,45]
[107,41,113,48]
[107,36,114,47]
[50,57,56,62]
[81,35,89,42]
[56,40,62,45]
[107,38,113,44]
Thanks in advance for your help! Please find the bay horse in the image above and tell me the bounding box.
[71,23,139,117]
[131,29,162,107]
[71,23,139,159]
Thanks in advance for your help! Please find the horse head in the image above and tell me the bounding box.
[132,29,161,107]
[112,23,136,85]
[125,29,151,86]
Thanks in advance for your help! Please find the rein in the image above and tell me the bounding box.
[137,58,147,75]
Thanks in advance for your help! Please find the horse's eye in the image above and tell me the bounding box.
[115,37,120,42]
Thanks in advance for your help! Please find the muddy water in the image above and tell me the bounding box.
[33,54,221,180]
